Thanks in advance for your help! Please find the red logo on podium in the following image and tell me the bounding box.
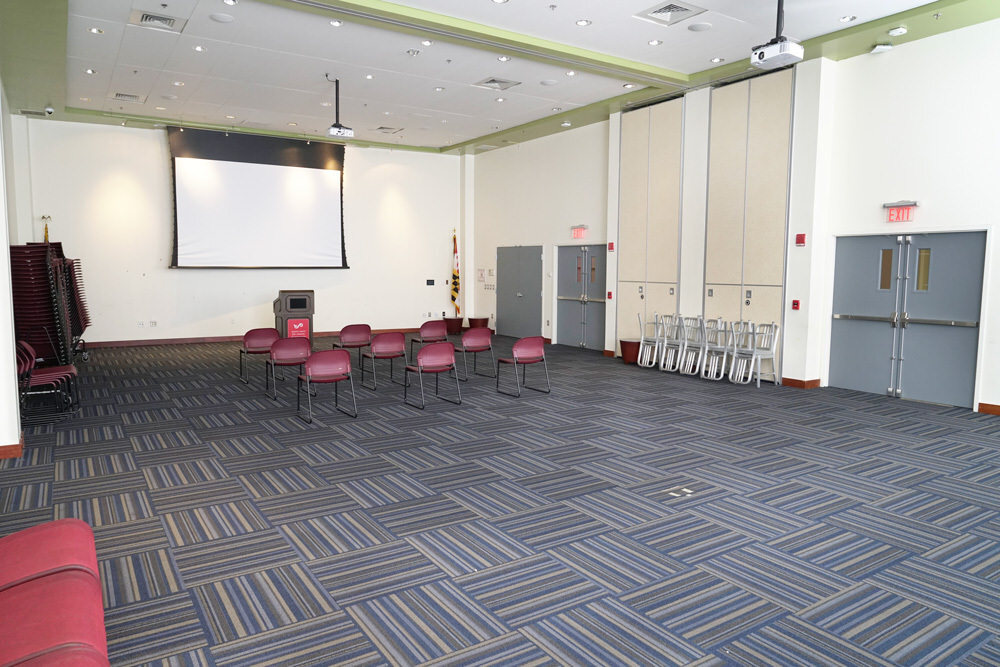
[287,319,309,338]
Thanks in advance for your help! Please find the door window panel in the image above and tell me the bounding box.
[916,248,931,291]
[879,249,894,290]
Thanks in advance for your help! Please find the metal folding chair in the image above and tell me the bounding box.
[297,350,357,422]
[659,315,685,372]
[678,316,705,375]
[637,312,660,368]
[700,318,730,381]
[728,321,756,385]
[496,336,550,397]
[404,341,461,409]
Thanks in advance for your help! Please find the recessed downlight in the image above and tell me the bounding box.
[649,39,663,46]
[575,19,591,26]
[222,0,238,5]
[623,83,636,89]
[225,114,235,119]
[434,87,445,92]
[88,27,104,34]
[888,26,908,37]
[79,97,91,102]
[320,101,332,107]
[495,97,505,102]
[711,57,724,63]
[365,74,374,80]
[85,68,97,75]
[560,121,572,127]
[173,81,185,86]
[497,55,511,62]
[329,19,343,26]
[566,70,576,76]
[421,39,433,46]
[407,49,421,57]
[840,15,857,23]
[155,106,166,110]
[552,107,562,111]
[287,122,297,126]
[492,0,508,3]
[688,22,712,32]
[193,45,206,52]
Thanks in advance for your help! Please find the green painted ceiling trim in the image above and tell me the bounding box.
[267,0,691,87]
[63,106,444,153]
[0,0,67,114]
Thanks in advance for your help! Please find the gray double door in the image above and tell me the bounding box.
[830,232,985,408]
[496,246,543,339]
[556,245,607,350]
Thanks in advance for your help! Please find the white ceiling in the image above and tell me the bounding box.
[65,0,937,149]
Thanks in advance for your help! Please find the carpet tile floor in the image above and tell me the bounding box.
[5,337,1000,665]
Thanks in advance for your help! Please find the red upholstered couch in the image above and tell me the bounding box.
[0,519,109,666]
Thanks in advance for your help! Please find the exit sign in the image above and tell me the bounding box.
[883,200,918,223]
[571,225,588,239]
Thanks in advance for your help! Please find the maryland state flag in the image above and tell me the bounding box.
[451,232,461,316]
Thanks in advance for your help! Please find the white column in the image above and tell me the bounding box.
[604,112,621,353]
[0,80,23,450]
[678,87,711,316]
[460,153,475,321]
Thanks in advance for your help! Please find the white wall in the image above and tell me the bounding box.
[473,121,610,343]
[18,120,462,342]
[787,17,1000,408]
[0,77,22,447]
[678,88,710,315]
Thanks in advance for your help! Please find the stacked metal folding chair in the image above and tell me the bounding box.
[700,317,730,381]
[677,316,705,375]
[750,322,781,387]
[659,314,685,372]
[636,312,660,368]
[728,321,757,385]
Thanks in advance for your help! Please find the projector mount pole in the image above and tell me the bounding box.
[335,78,342,127]
[774,0,785,43]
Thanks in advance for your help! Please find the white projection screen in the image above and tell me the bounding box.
[168,127,347,268]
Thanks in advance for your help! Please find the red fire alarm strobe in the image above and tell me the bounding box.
[608,241,615,252]
[884,200,918,223]
[795,233,806,246]
[607,291,613,300]
[792,299,800,310]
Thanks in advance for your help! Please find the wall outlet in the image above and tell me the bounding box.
[149,321,157,327]
[137,321,144,327]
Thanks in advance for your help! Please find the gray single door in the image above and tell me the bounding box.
[556,245,606,350]
[830,232,984,408]
[496,246,543,338]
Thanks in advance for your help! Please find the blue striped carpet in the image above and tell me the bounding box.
[5,337,1000,665]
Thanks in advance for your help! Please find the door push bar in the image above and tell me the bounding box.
[833,312,977,328]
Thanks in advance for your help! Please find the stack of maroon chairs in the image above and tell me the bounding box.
[10,244,71,365]
[0,519,109,665]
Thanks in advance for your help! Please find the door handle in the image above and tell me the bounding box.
[901,311,909,328]
[890,311,898,328]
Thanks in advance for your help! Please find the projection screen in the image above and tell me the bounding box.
[168,127,346,268]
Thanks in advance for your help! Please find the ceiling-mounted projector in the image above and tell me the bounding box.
[327,122,354,138]
[751,0,803,70]
[751,39,803,69]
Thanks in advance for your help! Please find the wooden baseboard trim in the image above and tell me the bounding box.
[978,402,1000,415]
[543,337,552,345]
[0,433,24,460]
[782,378,821,389]
[603,350,615,358]
[87,328,422,349]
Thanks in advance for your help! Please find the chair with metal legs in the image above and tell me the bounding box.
[404,341,461,409]
[409,319,448,361]
[239,327,279,384]
[496,336,550,397]
[751,322,781,387]
[297,350,357,423]
[264,337,311,400]
[728,321,757,385]
[637,312,660,368]
[333,324,371,368]
[659,315,685,372]
[360,332,407,390]
[455,327,495,381]
[700,318,730,381]
[678,316,705,375]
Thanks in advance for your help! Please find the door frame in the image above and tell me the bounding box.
[552,242,610,349]
[824,230,992,410]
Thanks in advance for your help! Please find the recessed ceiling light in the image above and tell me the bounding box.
[193,45,206,52]
[407,49,420,56]
[384,111,391,115]
[434,87,445,92]
[441,119,448,123]
[88,27,103,34]
[121,121,126,126]
[155,106,166,110]
[421,39,433,46]
[688,22,712,32]
[173,81,185,87]
[576,19,591,26]
[561,121,572,127]
[711,57,724,63]
[495,97,505,102]
[649,39,663,46]
[888,26,908,37]
[623,83,636,89]
[85,68,97,74]
[329,19,343,27]
[566,70,576,76]
[225,114,235,119]
[552,107,562,111]
[365,74,374,80]
[222,0,237,5]
[493,0,508,3]
[287,122,297,126]
[79,97,90,102]
[498,55,511,62]
[840,15,857,23]
[209,13,234,23]
[320,101,332,107]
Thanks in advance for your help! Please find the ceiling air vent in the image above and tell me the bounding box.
[112,92,147,104]
[19,109,47,117]
[128,10,188,33]
[374,126,403,134]
[635,2,706,27]
[473,77,521,91]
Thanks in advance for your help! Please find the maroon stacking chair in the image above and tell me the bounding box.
[239,327,280,384]
[497,336,550,397]
[404,341,461,409]
[265,337,311,400]
[333,324,371,368]
[16,341,78,410]
[455,327,495,381]
[297,350,357,423]
[360,332,407,390]
[409,319,448,361]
